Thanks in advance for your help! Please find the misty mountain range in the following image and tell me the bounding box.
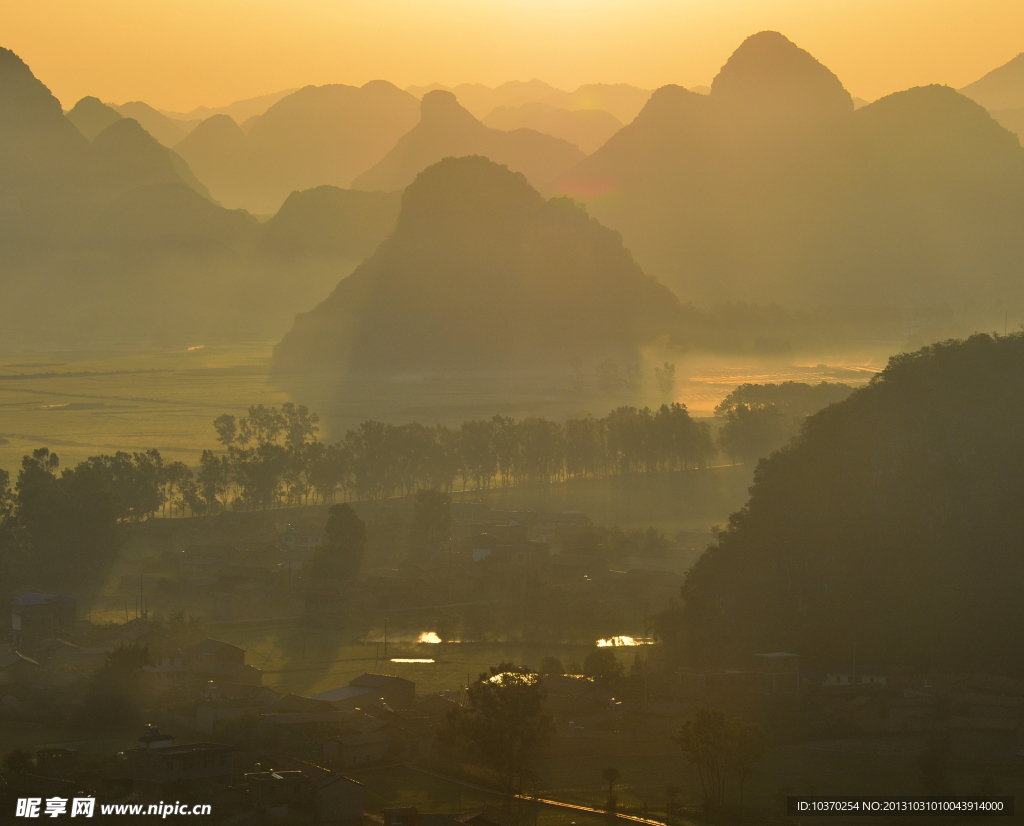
[559,32,1024,308]
[174,81,421,214]
[958,50,1024,144]
[351,90,585,195]
[77,80,655,214]
[2,34,1023,370]
[404,80,653,123]
[0,46,398,346]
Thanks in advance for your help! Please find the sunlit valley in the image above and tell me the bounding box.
[1,8,1024,823]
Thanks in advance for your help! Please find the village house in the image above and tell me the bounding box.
[125,725,234,800]
[0,649,40,685]
[246,767,363,823]
[280,525,327,554]
[10,593,76,652]
[313,673,416,709]
[145,638,262,689]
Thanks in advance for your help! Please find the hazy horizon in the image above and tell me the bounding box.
[4,0,1022,112]
[4,0,1024,813]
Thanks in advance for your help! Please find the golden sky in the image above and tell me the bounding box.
[4,0,1022,112]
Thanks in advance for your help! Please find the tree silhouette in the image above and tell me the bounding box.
[309,503,367,582]
[436,662,553,796]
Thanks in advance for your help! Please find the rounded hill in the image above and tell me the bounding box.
[662,333,1024,675]
[273,155,691,377]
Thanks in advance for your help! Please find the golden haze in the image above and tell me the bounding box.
[3,0,1022,111]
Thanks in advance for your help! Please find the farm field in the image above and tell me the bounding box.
[0,343,878,473]
[0,344,287,471]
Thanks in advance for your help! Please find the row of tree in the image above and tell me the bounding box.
[1,383,849,530]
[125,402,719,515]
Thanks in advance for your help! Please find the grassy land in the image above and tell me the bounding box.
[0,344,287,470]
[0,344,876,473]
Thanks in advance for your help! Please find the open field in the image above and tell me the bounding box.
[0,344,288,471]
[0,344,879,472]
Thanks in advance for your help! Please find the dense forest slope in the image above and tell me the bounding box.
[660,333,1024,675]
[274,155,692,376]
[558,32,1024,308]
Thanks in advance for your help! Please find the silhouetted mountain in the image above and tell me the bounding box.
[991,107,1024,140]
[66,96,122,140]
[96,181,257,247]
[557,31,1024,308]
[114,101,189,146]
[174,81,421,212]
[561,84,652,123]
[660,333,1024,674]
[960,52,1024,110]
[483,102,622,154]
[261,186,400,258]
[160,88,297,124]
[90,118,212,200]
[407,80,566,118]
[352,91,585,194]
[173,114,250,205]
[407,81,651,124]
[0,47,364,346]
[275,156,690,377]
[0,47,87,192]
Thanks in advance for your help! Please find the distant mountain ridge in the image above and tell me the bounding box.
[351,90,585,195]
[406,80,652,123]
[959,52,1024,141]
[159,88,298,125]
[114,101,190,147]
[65,96,121,140]
[174,80,421,212]
[960,52,1024,111]
[0,47,402,347]
[482,102,622,154]
[557,31,1024,309]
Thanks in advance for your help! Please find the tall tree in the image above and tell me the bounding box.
[715,402,792,466]
[436,663,553,796]
[16,449,123,588]
[197,450,230,513]
[673,709,732,809]
[309,503,367,581]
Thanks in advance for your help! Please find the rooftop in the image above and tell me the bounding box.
[11,593,75,606]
